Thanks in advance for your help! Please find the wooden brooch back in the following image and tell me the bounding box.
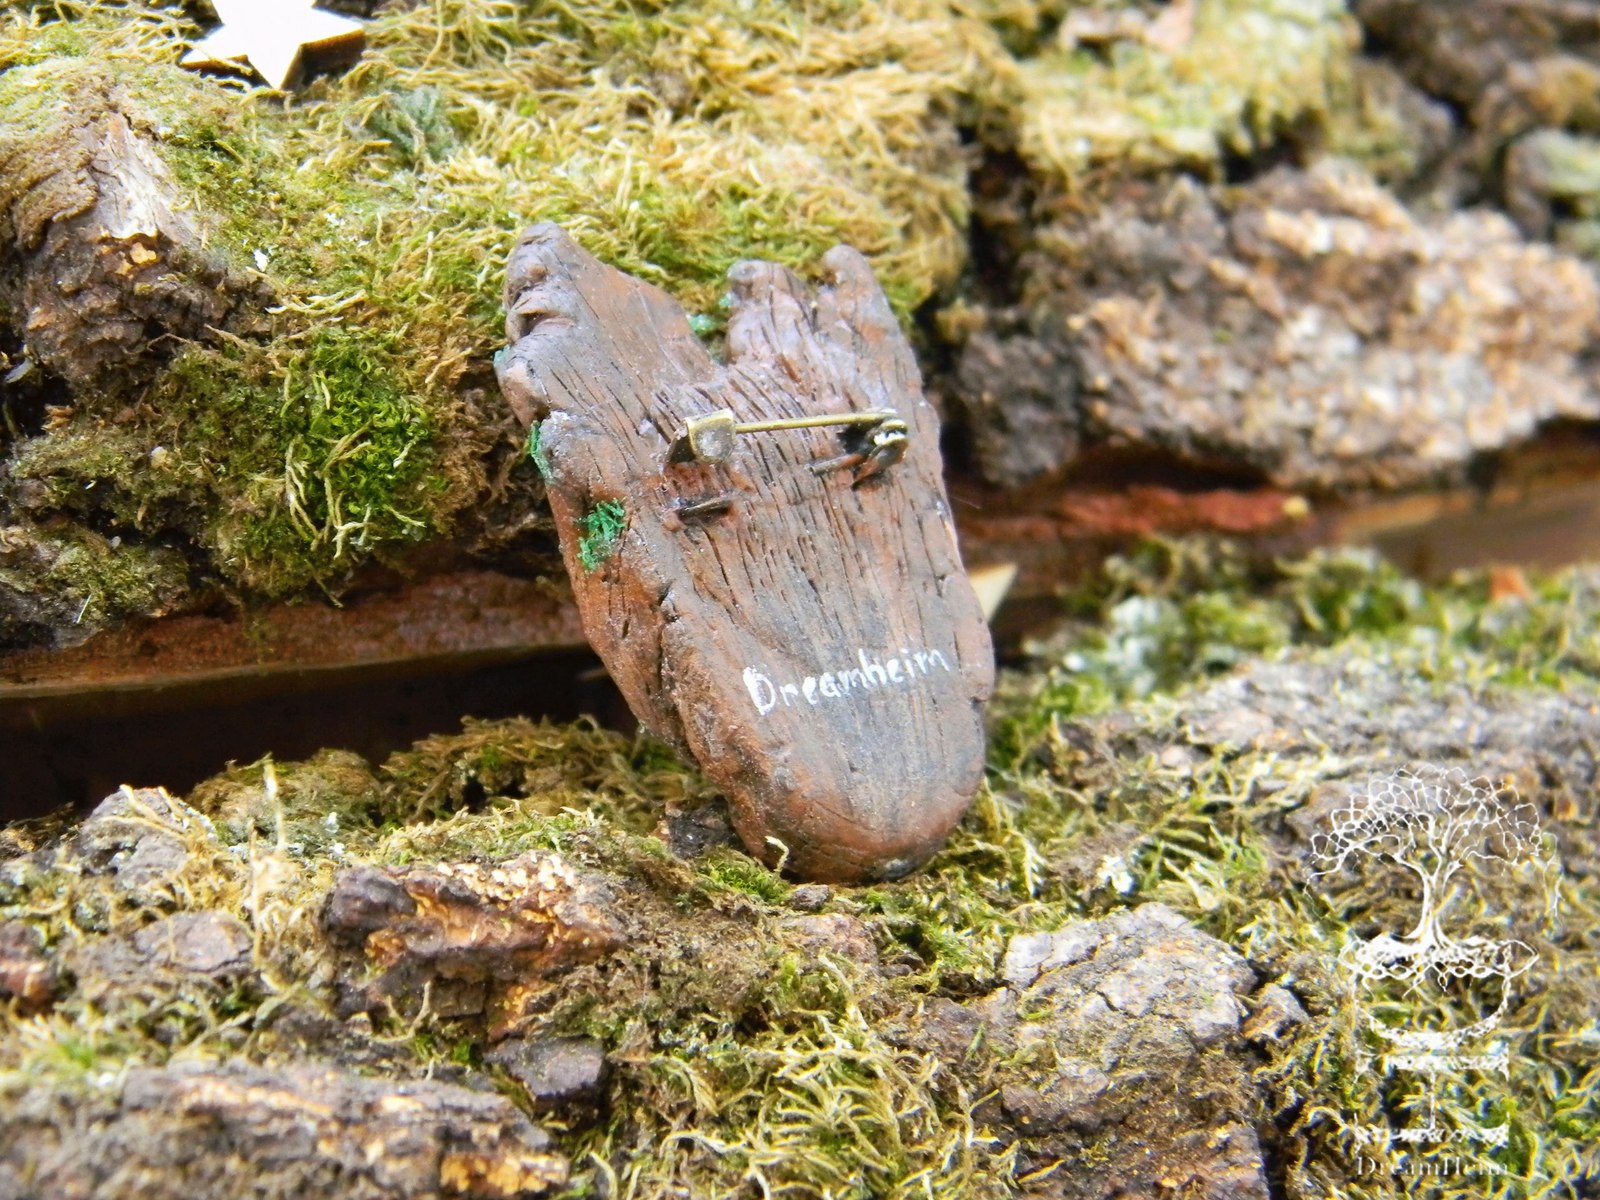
[496,225,993,883]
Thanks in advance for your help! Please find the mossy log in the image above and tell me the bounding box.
[0,65,269,392]
[4,0,1600,671]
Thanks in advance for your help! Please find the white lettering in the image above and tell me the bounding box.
[744,667,777,715]
[744,646,957,717]
[859,650,888,688]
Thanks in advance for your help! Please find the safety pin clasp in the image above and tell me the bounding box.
[810,416,909,484]
[668,407,906,473]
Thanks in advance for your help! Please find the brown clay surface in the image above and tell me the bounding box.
[496,225,994,882]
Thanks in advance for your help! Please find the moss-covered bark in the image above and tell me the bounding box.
[2,547,1595,1197]
[4,7,1599,1183]
[1,0,1371,647]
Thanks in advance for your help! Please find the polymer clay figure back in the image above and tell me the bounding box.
[496,224,993,883]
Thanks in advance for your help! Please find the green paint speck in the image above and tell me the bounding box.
[527,422,550,479]
[578,500,627,571]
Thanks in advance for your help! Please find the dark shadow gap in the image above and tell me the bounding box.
[0,649,631,822]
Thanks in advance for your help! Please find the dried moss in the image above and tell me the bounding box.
[0,0,978,600]
[1004,0,1353,185]
[7,548,1593,1196]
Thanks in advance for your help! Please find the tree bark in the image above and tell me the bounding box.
[0,64,270,393]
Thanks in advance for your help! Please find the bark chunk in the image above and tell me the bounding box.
[0,1060,567,1200]
[950,162,1600,489]
[906,904,1270,1200]
[321,852,625,1019]
[0,62,270,393]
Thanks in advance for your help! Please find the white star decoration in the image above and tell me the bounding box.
[181,0,365,91]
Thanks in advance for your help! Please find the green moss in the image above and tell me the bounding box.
[1007,0,1352,185]
[5,18,90,65]
[0,52,79,133]
[577,499,627,572]
[371,716,708,836]
[1321,60,1440,185]
[362,85,458,168]
[988,540,1570,758]
[861,881,1007,979]
[189,749,386,852]
[45,536,188,628]
[701,851,791,904]
[525,421,549,479]
[9,424,193,523]
[150,327,444,593]
[0,784,293,1082]
[566,935,994,1199]
[0,522,192,635]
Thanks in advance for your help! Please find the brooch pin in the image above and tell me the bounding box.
[496,225,993,883]
[669,408,909,482]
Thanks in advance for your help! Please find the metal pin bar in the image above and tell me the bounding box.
[730,411,896,435]
[669,407,903,468]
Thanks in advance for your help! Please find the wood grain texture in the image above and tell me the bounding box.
[0,68,269,391]
[496,225,993,882]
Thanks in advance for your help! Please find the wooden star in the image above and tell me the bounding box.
[181,0,365,91]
